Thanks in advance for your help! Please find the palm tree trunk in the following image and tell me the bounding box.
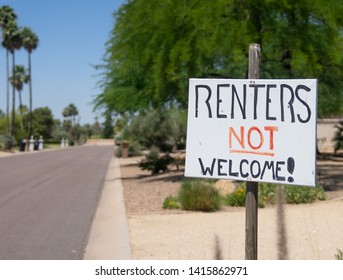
[28,52,33,135]
[6,49,10,135]
[11,51,15,137]
[18,90,24,131]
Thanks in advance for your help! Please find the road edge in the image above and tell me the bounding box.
[83,155,132,259]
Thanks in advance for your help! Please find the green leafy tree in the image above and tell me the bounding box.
[62,119,72,135]
[123,107,186,151]
[95,0,343,117]
[101,111,114,139]
[21,26,39,135]
[81,123,93,139]
[51,119,68,140]
[91,116,102,137]
[32,107,54,139]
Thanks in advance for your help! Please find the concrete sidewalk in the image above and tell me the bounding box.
[83,155,132,260]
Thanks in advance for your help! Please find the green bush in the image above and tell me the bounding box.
[178,179,221,212]
[0,134,17,151]
[258,183,277,206]
[226,187,246,206]
[114,141,142,157]
[121,107,187,152]
[225,183,326,207]
[284,184,326,204]
[128,141,142,157]
[139,146,174,174]
[163,195,180,209]
[114,146,122,157]
[114,141,142,158]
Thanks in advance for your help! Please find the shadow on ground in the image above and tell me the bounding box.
[317,153,343,199]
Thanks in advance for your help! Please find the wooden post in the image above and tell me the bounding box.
[245,44,261,260]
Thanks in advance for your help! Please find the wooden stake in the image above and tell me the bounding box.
[245,44,261,260]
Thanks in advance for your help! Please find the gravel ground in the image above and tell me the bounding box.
[119,155,343,260]
[120,156,182,214]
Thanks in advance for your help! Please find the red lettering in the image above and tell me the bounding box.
[247,126,263,150]
[229,125,279,156]
[264,126,278,150]
[229,126,244,149]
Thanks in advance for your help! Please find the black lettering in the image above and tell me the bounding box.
[266,84,277,121]
[218,159,227,176]
[249,84,266,120]
[231,84,246,119]
[198,158,216,176]
[240,159,249,178]
[228,159,239,177]
[276,161,286,181]
[195,85,212,118]
[250,160,261,179]
[295,85,312,123]
[280,84,295,122]
[260,161,276,180]
[217,84,230,118]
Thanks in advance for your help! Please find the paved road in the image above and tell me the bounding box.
[0,145,113,260]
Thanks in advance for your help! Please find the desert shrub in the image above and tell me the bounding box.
[121,107,187,152]
[128,141,142,157]
[163,195,180,209]
[225,186,246,206]
[139,146,174,174]
[225,183,326,207]
[114,146,122,157]
[258,183,277,205]
[0,134,17,151]
[114,141,142,158]
[179,179,221,212]
[284,184,325,204]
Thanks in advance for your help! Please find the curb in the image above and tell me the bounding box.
[83,156,132,260]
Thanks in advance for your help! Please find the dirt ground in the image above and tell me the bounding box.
[120,154,343,260]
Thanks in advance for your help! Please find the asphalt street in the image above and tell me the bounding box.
[0,145,113,260]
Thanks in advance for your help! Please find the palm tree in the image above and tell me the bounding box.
[3,20,23,136]
[0,5,17,135]
[21,27,39,135]
[0,5,16,26]
[9,65,29,131]
[62,103,79,127]
[62,103,79,142]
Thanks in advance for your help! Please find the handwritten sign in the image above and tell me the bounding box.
[185,79,317,186]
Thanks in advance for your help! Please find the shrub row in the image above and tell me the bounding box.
[164,180,326,212]
[225,182,326,208]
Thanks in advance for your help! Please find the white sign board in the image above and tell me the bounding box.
[185,79,317,186]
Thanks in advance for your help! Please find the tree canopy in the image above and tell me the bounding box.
[32,107,54,139]
[95,0,343,117]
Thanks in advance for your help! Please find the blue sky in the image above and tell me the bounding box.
[0,0,126,125]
